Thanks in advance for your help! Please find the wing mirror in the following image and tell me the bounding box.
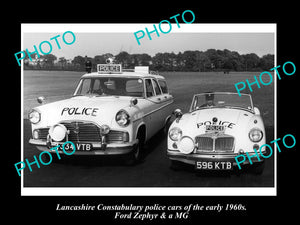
[37,96,46,104]
[130,98,138,107]
[253,107,261,115]
[173,109,183,121]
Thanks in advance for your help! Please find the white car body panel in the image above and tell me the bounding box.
[28,65,174,157]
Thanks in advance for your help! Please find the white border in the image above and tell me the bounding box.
[21,23,276,33]
[21,187,275,196]
[21,23,277,196]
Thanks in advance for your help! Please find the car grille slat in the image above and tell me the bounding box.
[195,136,213,150]
[195,135,234,152]
[107,130,129,143]
[61,122,101,142]
[35,121,129,143]
[215,137,234,151]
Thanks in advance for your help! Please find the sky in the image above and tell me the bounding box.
[23,25,275,60]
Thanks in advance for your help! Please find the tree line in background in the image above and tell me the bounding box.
[24,49,274,72]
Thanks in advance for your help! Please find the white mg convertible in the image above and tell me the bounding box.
[167,92,267,174]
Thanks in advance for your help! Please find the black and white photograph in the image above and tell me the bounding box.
[7,4,298,222]
[21,24,275,195]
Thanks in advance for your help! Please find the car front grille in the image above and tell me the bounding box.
[195,136,214,151]
[34,121,129,143]
[195,135,234,152]
[215,137,234,151]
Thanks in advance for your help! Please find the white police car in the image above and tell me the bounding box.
[29,62,174,164]
[167,92,267,174]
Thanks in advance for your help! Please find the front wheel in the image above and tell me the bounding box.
[124,138,144,166]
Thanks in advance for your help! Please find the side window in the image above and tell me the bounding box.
[158,79,168,94]
[152,79,162,95]
[92,79,101,92]
[81,79,92,94]
[104,79,116,90]
[145,79,155,97]
[126,79,143,97]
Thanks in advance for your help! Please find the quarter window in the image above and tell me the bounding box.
[145,79,155,97]
[152,79,162,95]
[158,80,168,94]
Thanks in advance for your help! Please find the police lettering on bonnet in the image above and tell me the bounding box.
[61,107,99,116]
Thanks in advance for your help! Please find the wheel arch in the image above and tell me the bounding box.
[135,122,146,143]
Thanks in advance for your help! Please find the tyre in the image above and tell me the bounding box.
[125,132,145,166]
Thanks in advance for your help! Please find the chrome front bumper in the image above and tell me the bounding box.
[167,150,266,166]
[29,138,138,155]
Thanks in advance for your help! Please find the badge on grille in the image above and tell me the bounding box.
[73,122,80,134]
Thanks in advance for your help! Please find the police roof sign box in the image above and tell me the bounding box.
[97,64,122,74]
[134,66,149,74]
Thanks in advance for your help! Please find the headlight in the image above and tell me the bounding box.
[169,127,182,141]
[115,110,130,127]
[28,109,41,124]
[249,128,263,142]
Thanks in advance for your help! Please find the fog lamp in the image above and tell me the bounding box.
[101,124,110,134]
[238,149,244,155]
[253,144,260,151]
[49,124,67,141]
[178,136,194,154]
[33,130,39,139]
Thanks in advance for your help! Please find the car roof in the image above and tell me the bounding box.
[81,71,165,79]
[81,64,166,80]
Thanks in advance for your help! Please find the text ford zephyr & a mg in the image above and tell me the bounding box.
[28,62,173,164]
[167,92,267,174]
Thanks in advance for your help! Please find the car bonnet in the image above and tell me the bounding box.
[32,96,134,126]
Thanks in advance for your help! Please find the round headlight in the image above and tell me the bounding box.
[115,110,130,127]
[28,109,41,124]
[249,128,263,142]
[49,124,67,142]
[178,136,195,154]
[169,127,182,141]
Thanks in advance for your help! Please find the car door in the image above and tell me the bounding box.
[156,78,173,123]
[151,78,168,127]
[142,78,162,139]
